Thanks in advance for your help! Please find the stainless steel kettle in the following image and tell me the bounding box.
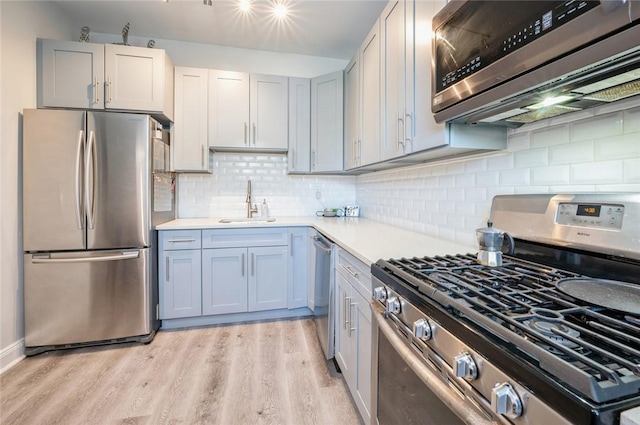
[476,221,514,266]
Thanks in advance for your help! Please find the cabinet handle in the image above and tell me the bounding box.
[94,77,100,104]
[357,138,361,165]
[344,296,351,330]
[106,77,112,104]
[165,256,169,281]
[291,148,296,170]
[311,150,316,170]
[241,252,245,277]
[252,123,256,145]
[201,145,205,168]
[397,112,405,149]
[244,122,248,145]
[251,252,255,276]
[290,233,294,257]
[340,263,359,279]
[405,110,412,145]
[168,238,196,243]
[349,299,357,337]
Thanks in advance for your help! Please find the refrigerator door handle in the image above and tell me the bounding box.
[75,130,85,230]
[85,130,97,229]
[31,251,140,264]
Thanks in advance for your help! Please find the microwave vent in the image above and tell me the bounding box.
[506,105,581,124]
[582,79,640,102]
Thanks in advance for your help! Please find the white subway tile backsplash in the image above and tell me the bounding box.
[499,169,531,186]
[531,165,571,185]
[531,124,570,148]
[506,132,530,152]
[514,147,548,168]
[486,153,513,170]
[475,171,500,187]
[571,111,623,142]
[571,160,624,184]
[624,106,640,133]
[624,159,640,183]
[549,140,594,165]
[594,133,640,161]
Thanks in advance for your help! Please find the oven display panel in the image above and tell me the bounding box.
[556,203,624,229]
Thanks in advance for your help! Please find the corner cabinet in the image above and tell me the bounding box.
[209,71,288,151]
[173,67,211,172]
[344,54,360,170]
[311,71,344,173]
[37,39,174,122]
[334,247,372,425]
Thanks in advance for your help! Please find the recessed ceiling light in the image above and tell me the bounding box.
[273,3,288,18]
[238,0,251,12]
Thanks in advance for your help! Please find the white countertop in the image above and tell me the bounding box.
[156,217,475,265]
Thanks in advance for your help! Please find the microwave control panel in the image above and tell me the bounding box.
[556,203,624,229]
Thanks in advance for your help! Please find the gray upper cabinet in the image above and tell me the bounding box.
[287,77,311,173]
[38,39,104,109]
[173,66,211,173]
[360,20,382,167]
[37,39,174,122]
[209,71,288,151]
[344,55,360,170]
[311,70,344,173]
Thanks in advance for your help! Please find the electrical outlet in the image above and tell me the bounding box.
[316,189,321,200]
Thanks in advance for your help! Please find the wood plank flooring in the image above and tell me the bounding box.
[0,318,363,425]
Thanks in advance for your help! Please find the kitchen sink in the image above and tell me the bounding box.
[218,217,276,224]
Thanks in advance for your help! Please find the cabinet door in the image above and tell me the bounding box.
[288,78,311,173]
[311,70,344,173]
[104,44,165,112]
[160,250,202,319]
[334,272,353,385]
[248,246,288,312]
[209,70,250,149]
[287,228,308,309]
[351,289,373,424]
[38,39,104,109]
[380,0,407,161]
[360,20,382,166]
[173,67,211,172]
[202,247,248,315]
[344,54,360,170]
[250,74,289,150]
[410,0,447,152]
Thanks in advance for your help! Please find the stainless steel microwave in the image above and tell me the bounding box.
[431,0,640,126]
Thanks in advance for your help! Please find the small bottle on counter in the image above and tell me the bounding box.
[261,199,269,218]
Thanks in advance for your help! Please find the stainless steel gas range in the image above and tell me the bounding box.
[371,194,640,425]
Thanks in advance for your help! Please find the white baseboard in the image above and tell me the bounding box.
[0,339,25,375]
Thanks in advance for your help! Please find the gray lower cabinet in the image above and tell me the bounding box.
[159,230,202,319]
[160,227,306,322]
[334,247,372,425]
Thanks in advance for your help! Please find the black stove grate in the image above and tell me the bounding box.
[378,254,640,403]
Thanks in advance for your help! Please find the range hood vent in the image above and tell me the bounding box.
[432,0,640,127]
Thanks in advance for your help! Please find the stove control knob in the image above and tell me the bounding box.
[491,383,523,419]
[386,297,401,314]
[373,287,388,301]
[454,352,478,381]
[412,318,432,341]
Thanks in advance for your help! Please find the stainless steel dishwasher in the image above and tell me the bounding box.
[312,233,334,360]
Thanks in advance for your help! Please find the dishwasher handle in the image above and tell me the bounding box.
[312,237,332,254]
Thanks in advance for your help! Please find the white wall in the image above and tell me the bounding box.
[356,99,640,248]
[0,1,75,371]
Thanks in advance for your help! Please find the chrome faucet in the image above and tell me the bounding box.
[246,180,258,218]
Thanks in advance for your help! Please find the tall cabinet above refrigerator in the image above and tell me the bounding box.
[22,109,175,355]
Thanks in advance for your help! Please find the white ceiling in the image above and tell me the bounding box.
[50,0,388,60]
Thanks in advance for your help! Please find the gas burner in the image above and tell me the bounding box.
[525,319,581,348]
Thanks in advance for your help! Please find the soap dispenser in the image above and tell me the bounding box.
[261,199,269,218]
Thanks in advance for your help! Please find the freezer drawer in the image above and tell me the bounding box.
[24,248,154,349]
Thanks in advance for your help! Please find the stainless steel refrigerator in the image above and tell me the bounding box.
[22,109,175,356]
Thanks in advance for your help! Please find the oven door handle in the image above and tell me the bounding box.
[372,302,498,425]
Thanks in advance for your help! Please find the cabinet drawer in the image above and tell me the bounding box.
[336,247,372,301]
[160,230,202,250]
[202,228,288,249]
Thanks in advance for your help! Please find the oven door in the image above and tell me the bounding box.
[371,302,496,425]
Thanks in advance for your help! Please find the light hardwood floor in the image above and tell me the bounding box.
[0,318,363,425]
